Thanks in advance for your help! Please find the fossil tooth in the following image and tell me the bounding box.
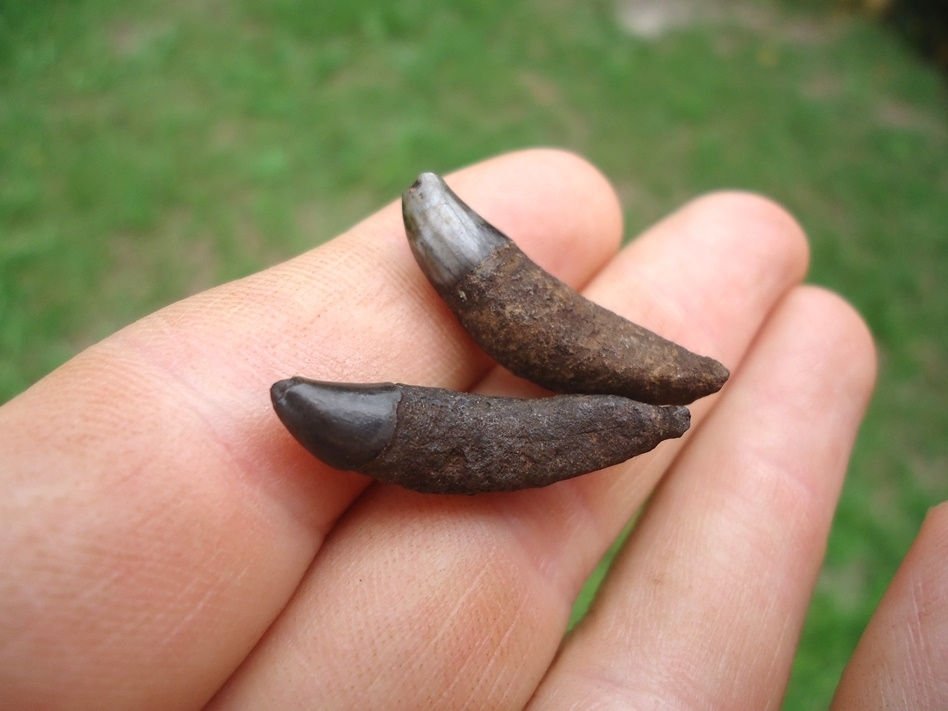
[402,172,729,406]
[271,377,690,495]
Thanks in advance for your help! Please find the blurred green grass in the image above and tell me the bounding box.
[2,0,946,707]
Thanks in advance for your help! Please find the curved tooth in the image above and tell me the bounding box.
[402,173,729,406]
[271,378,690,495]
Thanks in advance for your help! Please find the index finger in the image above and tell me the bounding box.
[0,149,623,709]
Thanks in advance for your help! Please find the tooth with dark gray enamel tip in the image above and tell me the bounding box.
[271,377,690,495]
[402,173,729,406]
[270,378,401,471]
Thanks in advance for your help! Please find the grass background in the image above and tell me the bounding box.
[2,0,946,707]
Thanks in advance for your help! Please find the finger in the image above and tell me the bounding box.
[0,149,623,710]
[831,502,948,710]
[528,288,877,710]
[209,193,810,709]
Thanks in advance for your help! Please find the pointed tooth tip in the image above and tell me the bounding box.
[402,172,509,289]
[411,172,444,189]
[270,377,300,403]
[270,378,401,471]
[403,172,448,207]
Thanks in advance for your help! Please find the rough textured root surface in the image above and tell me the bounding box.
[362,386,690,495]
[441,243,729,405]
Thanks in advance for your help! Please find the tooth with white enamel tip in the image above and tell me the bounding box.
[401,172,730,406]
[401,172,510,290]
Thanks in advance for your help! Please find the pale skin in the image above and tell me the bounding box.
[0,149,944,709]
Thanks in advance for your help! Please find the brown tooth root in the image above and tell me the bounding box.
[271,377,690,495]
[401,172,730,406]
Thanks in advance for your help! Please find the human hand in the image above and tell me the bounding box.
[1,150,939,709]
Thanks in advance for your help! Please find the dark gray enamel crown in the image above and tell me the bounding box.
[270,377,401,471]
